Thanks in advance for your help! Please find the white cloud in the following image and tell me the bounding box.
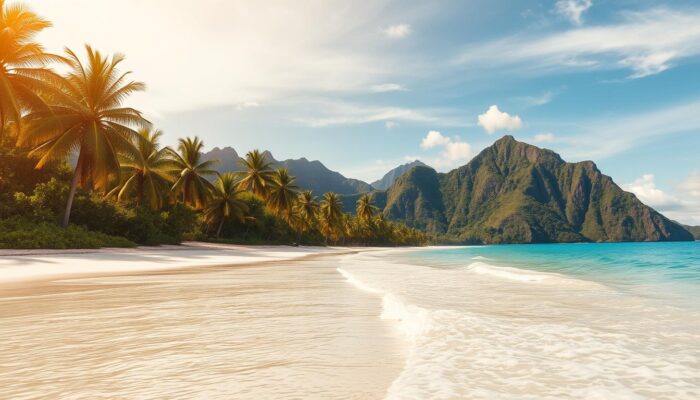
[295,101,468,128]
[622,174,681,209]
[555,99,700,160]
[419,131,472,170]
[534,132,556,143]
[515,91,555,107]
[477,105,523,134]
[235,101,261,111]
[385,121,399,129]
[678,170,700,198]
[31,0,401,115]
[371,83,407,92]
[421,130,451,149]
[383,23,411,39]
[623,173,700,225]
[555,0,593,26]
[458,8,700,79]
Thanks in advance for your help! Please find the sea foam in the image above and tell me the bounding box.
[337,250,700,400]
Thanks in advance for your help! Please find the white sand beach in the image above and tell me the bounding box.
[0,242,358,285]
[0,244,405,399]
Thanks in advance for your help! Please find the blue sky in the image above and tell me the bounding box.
[32,0,700,223]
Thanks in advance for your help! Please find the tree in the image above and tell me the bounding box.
[203,172,249,238]
[109,128,177,210]
[237,149,275,198]
[266,168,298,221]
[356,193,377,222]
[170,136,218,209]
[21,45,148,227]
[319,192,343,244]
[0,0,64,141]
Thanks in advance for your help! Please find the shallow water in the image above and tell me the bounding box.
[339,242,700,399]
[0,257,403,399]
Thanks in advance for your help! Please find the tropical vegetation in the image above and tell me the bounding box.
[0,1,426,249]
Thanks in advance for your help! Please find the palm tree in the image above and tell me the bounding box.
[170,136,218,209]
[266,168,298,221]
[237,149,275,198]
[319,192,344,244]
[21,45,148,227]
[203,172,249,238]
[293,190,319,244]
[356,194,377,222]
[109,128,177,209]
[0,0,64,141]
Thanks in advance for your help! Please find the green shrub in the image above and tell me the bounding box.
[0,217,135,249]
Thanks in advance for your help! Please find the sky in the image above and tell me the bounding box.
[30,0,700,224]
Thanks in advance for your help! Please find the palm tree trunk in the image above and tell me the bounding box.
[216,218,224,238]
[62,158,82,228]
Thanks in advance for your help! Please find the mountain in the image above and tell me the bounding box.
[371,160,428,190]
[201,147,372,195]
[278,157,373,195]
[683,225,700,240]
[382,135,694,244]
[202,147,243,173]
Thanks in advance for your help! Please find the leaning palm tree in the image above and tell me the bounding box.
[236,149,275,198]
[266,168,299,221]
[356,193,377,222]
[21,45,148,227]
[109,128,177,210]
[170,136,218,209]
[203,172,249,238]
[319,192,344,244]
[0,0,64,140]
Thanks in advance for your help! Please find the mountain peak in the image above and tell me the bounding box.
[371,160,431,190]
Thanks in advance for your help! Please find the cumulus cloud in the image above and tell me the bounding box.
[555,0,593,26]
[534,132,556,143]
[477,105,523,134]
[622,173,700,225]
[371,83,407,93]
[421,130,451,149]
[622,174,681,208]
[385,121,399,129]
[419,131,472,169]
[383,23,411,38]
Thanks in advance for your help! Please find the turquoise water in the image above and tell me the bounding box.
[398,241,700,307]
[338,242,700,398]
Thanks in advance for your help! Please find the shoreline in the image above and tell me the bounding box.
[0,241,378,287]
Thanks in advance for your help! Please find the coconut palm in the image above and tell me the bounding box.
[319,192,344,244]
[170,136,218,209]
[237,149,275,198]
[356,193,377,222]
[266,168,298,221]
[0,0,64,140]
[203,172,249,238]
[109,128,177,210]
[21,45,148,227]
[296,191,318,227]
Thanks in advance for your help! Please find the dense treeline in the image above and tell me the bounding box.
[0,1,426,249]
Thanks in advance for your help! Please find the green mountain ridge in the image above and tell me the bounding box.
[371,160,427,190]
[202,147,373,195]
[382,136,693,244]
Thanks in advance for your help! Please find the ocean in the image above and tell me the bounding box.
[338,241,700,399]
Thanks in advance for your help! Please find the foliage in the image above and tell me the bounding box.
[236,149,275,198]
[110,128,177,210]
[0,216,135,249]
[170,136,218,208]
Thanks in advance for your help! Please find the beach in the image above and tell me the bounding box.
[2,242,699,399]
[0,244,405,399]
